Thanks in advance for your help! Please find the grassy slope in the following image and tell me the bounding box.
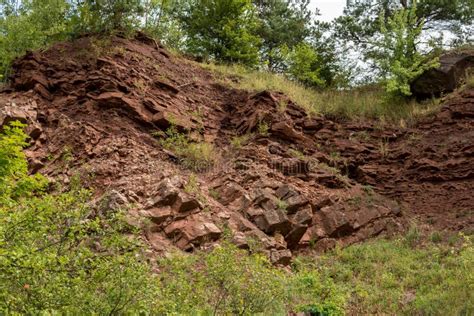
[302,234,474,315]
[201,63,442,124]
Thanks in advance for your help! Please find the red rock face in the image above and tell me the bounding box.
[1,34,473,264]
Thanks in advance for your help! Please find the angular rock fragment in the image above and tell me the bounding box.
[173,192,202,212]
[270,249,292,265]
[164,214,221,250]
[142,206,173,225]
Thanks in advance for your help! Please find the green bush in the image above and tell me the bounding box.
[0,0,71,77]
[0,122,157,314]
[377,3,439,98]
[156,242,288,314]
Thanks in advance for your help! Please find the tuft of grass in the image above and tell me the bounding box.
[276,199,288,212]
[464,73,474,89]
[288,148,305,160]
[230,134,250,149]
[201,63,441,122]
[257,121,269,136]
[160,126,218,172]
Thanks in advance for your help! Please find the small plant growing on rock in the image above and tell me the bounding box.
[289,148,305,160]
[184,174,199,194]
[161,126,218,172]
[379,139,390,158]
[257,121,269,136]
[230,134,250,149]
[208,188,220,200]
[276,199,288,212]
[277,100,288,112]
[133,78,149,95]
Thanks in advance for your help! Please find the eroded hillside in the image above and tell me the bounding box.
[1,35,473,263]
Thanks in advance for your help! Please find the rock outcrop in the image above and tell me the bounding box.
[1,34,472,264]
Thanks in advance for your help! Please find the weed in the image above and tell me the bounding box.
[208,188,220,200]
[466,74,474,89]
[408,133,421,143]
[277,99,288,112]
[430,231,442,243]
[379,139,390,158]
[257,121,269,136]
[230,134,250,149]
[184,174,199,194]
[348,195,362,206]
[362,185,374,195]
[404,225,421,247]
[133,78,149,95]
[161,126,218,172]
[61,146,73,164]
[289,148,305,160]
[276,199,288,212]
[90,37,111,58]
[351,130,370,141]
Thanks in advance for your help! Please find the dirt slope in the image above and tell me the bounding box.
[1,35,472,262]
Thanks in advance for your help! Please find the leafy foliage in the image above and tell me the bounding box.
[70,0,144,35]
[0,122,157,314]
[284,42,325,88]
[253,0,313,71]
[0,0,71,77]
[177,0,261,66]
[156,242,288,314]
[376,3,439,97]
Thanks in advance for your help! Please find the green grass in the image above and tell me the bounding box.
[201,63,441,123]
[299,234,474,315]
[159,126,218,172]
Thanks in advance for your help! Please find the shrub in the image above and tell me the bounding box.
[377,3,439,98]
[0,0,71,78]
[0,122,157,314]
[156,242,288,315]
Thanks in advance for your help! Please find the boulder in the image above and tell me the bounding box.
[285,225,308,249]
[164,214,222,250]
[142,206,173,225]
[148,178,179,207]
[253,208,291,235]
[173,192,202,212]
[411,52,474,99]
[270,249,292,265]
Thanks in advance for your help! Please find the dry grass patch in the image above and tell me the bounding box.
[201,63,441,123]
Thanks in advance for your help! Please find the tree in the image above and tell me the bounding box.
[178,0,261,66]
[336,0,474,45]
[0,0,71,78]
[335,0,472,73]
[375,2,439,97]
[284,42,325,88]
[253,0,313,71]
[70,0,144,35]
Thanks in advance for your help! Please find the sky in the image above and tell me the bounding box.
[310,0,346,22]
